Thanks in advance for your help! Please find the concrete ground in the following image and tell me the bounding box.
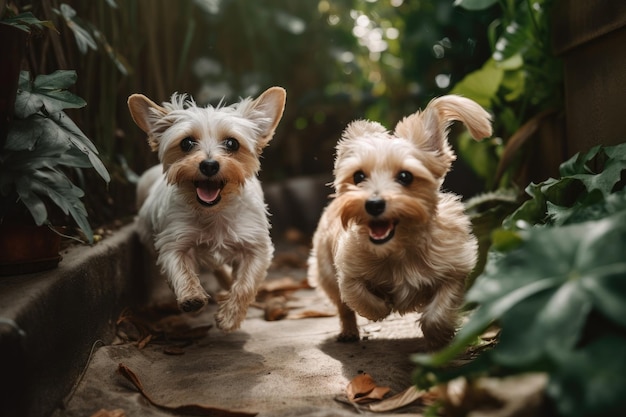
[51,237,431,417]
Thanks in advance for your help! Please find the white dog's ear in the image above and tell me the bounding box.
[246,86,286,150]
[128,94,169,151]
[395,95,492,154]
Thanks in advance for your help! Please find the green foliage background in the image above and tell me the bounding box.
[5,0,499,225]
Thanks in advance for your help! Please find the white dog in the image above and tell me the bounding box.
[128,87,286,331]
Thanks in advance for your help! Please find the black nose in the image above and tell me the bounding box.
[365,198,386,216]
[199,159,220,177]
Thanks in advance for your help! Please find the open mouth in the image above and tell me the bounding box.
[368,220,397,244]
[194,180,224,206]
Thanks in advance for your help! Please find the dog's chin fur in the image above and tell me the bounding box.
[307,95,492,350]
[129,87,286,332]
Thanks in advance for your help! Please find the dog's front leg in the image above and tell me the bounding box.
[215,248,271,331]
[158,247,209,313]
[339,275,391,322]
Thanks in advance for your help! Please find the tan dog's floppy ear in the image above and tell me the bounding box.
[128,94,169,151]
[426,95,492,141]
[247,87,287,150]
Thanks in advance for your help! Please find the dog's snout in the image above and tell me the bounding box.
[199,159,220,177]
[365,198,386,216]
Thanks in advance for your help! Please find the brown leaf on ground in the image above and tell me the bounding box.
[264,296,289,321]
[346,373,391,404]
[287,309,336,319]
[117,363,258,417]
[89,409,126,417]
[114,304,212,349]
[257,276,309,295]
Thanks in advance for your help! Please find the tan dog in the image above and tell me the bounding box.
[307,95,492,350]
[128,87,286,331]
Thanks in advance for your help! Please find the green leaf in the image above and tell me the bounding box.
[559,145,601,177]
[0,12,56,33]
[15,71,86,117]
[451,59,503,108]
[50,112,110,182]
[493,281,592,367]
[55,4,97,54]
[547,335,626,417]
[15,176,48,225]
[453,0,498,11]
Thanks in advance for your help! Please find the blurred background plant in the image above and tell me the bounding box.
[2,0,505,230]
[451,0,564,192]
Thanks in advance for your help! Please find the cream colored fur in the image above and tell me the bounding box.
[307,95,492,350]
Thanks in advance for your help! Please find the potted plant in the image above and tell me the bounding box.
[0,69,110,275]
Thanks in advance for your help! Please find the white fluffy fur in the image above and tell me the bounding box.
[307,95,492,350]
[128,87,286,331]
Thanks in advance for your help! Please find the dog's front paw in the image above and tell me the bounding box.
[215,302,245,332]
[178,293,209,313]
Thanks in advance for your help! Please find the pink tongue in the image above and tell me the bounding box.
[196,181,221,203]
[369,221,392,240]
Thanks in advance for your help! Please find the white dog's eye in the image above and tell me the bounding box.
[223,137,240,152]
[396,170,413,186]
[353,170,366,185]
[180,137,196,152]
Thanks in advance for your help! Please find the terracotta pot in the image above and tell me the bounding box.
[0,223,62,276]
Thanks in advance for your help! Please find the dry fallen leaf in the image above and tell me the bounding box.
[117,363,258,416]
[89,409,126,417]
[287,309,336,320]
[257,276,309,295]
[264,296,289,321]
[367,385,429,412]
[114,304,212,349]
[346,373,391,404]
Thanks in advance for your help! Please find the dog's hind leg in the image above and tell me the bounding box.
[418,281,464,351]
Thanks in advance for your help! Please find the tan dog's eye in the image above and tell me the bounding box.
[223,137,240,152]
[396,170,413,186]
[180,137,196,152]
[353,170,366,185]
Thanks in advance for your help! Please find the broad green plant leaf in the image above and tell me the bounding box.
[413,210,626,415]
[450,58,503,108]
[15,71,86,117]
[547,335,626,417]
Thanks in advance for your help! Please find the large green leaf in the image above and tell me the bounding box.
[493,281,592,367]
[547,335,626,417]
[50,112,110,182]
[15,71,86,118]
[450,58,503,108]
